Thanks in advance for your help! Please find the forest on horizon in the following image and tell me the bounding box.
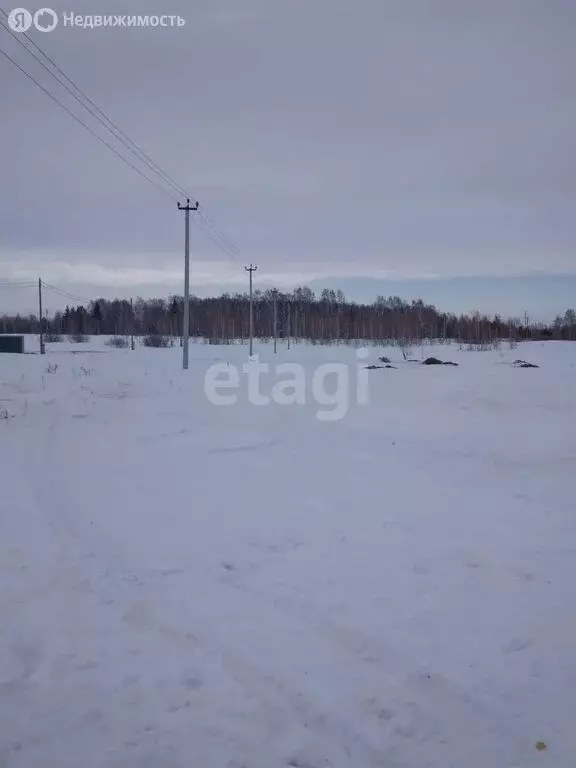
[1,286,576,343]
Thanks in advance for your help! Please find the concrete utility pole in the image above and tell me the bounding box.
[38,278,45,354]
[272,288,278,354]
[245,264,258,357]
[130,297,135,350]
[177,198,199,370]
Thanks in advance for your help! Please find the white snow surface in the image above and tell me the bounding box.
[1,337,575,767]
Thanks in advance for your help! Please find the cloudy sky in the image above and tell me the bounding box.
[1,0,575,319]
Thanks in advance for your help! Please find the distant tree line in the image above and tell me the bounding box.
[1,288,576,343]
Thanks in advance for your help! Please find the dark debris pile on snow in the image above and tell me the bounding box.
[513,359,540,368]
[422,357,459,366]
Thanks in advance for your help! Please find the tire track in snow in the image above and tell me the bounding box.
[208,570,547,768]
[21,412,396,766]
[16,386,559,767]
[25,416,542,767]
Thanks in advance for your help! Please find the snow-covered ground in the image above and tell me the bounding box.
[1,337,575,767]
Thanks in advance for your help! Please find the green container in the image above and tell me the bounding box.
[0,335,25,354]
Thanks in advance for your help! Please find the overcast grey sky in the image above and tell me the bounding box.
[1,0,575,316]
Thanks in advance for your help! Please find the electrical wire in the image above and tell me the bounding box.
[0,46,179,202]
[0,281,37,287]
[0,10,189,200]
[197,215,241,265]
[41,281,94,305]
[0,12,246,262]
[198,205,240,257]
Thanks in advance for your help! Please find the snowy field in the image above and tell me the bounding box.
[1,336,575,767]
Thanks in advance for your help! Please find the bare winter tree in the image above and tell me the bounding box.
[0,289,566,343]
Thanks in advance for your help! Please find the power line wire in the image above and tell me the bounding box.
[41,281,94,305]
[0,10,190,200]
[198,206,240,256]
[0,13,246,262]
[197,215,241,264]
[0,281,37,287]
[0,45,179,202]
